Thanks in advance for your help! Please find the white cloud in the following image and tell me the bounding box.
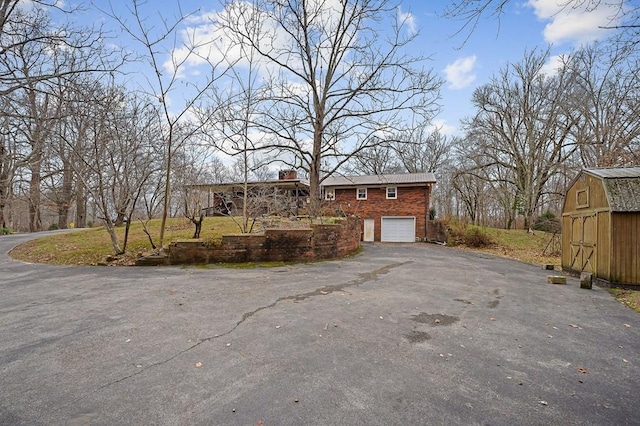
[540,54,566,77]
[163,9,237,78]
[444,55,477,90]
[397,7,417,36]
[429,119,457,136]
[527,0,618,44]
[166,1,348,79]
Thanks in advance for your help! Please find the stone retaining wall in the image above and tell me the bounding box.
[137,217,362,266]
[426,219,448,243]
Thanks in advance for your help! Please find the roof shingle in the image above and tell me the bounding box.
[585,167,640,179]
[322,172,436,187]
[584,167,640,212]
[603,178,640,212]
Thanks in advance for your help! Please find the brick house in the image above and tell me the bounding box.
[321,172,436,242]
[190,170,310,217]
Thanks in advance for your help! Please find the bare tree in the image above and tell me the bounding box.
[452,169,487,225]
[172,142,221,238]
[393,127,453,174]
[0,3,122,232]
[206,156,233,185]
[566,41,640,166]
[219,0,442,216]
[344,139,403,175]
[197,2,272,232]
[43,58,105,230]
[139,164,165,221]
[55,77,97,229]
[0,99,18,229]
[449,134,492,225]
[462,48,580,229]
[43,123,77,230]
[104,0,236,249]
[64,83,162,255]
[2,10,63,231]
[0,0,68,37]
[1,2,121,97]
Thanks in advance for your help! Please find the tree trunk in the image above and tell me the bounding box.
[29,157,42,232]
[0,145,8,229]
[27,85,45,233]
[103,218,123,255]
[0,201,5,229]
[121,219,132,254]
[75,182,87,228]
[56,163,74,229]
[189,213,204,239]
[114,211,127,227]
[243,158,249,233]
[0,183,6,229]
[57,203,69,229]
[140,219,157,249]
[158,128,173,249]
[309,121,323,218]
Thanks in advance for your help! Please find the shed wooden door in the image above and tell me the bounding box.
[569,213,597,274]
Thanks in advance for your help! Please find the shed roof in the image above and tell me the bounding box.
[322,172,436,187]
[584,167,640,212]
[585,167,640,179]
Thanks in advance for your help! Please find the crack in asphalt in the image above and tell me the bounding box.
[94,260,412,392]
[225,259,413,334]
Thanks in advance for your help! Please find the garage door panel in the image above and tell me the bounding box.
[381,217,415,242]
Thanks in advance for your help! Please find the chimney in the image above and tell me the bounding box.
[278,169,297,180]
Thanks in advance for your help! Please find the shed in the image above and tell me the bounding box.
[561,167,640,287]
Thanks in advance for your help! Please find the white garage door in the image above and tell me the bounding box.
[381,217,415,242]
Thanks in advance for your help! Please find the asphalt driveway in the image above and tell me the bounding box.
[1,231,639,425]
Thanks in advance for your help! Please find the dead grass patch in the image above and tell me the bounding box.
[609,289,640,313]
[450,225,561,268]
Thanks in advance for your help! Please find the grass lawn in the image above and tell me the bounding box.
[9,216,258,266]
[469,226,561,268]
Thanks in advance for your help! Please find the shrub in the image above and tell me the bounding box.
[48,223,59,231]
[0,227,12,235]
[429,207,436,220]
[445,219,467,246]
[463,227,494,248]
[534,211,561,233]
[441,220,494,248]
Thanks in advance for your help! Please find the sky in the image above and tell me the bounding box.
[74,0,621,136]
[405,0,619,135]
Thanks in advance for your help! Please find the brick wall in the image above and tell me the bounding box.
[138,217,362,265]
[324,186,429,241]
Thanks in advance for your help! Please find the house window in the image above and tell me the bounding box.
[325,189,335,201]
[386,187,397,199]
[356,188,367,200]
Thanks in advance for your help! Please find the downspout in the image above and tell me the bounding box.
[425,184,431,241]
